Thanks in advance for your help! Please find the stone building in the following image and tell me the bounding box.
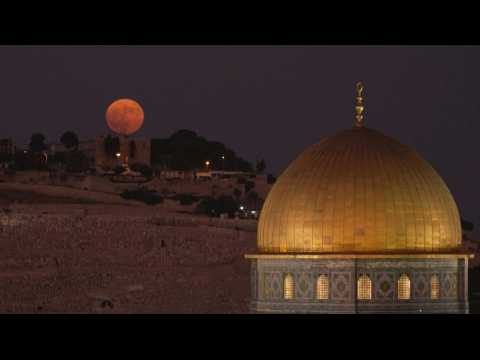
[49,139,97,168]
[95,135,151,171]
[246,83,473,314]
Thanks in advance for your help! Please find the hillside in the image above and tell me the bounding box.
[0,199,256,314]
[151,129,254,172]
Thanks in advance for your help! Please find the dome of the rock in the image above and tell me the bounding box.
[247,82,471,314]
[258,126,461,254]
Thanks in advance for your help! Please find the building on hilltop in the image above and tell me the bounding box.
[46,136,151,173]
[49,139,96,169]
[246,82,473,314]
[95,135,150,172]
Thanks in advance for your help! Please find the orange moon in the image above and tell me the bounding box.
[106,98,144,136]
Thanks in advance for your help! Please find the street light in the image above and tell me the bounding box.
[205,160,210,171]
[221,155,225,171]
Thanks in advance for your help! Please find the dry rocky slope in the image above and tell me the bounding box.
[0,187,257,314]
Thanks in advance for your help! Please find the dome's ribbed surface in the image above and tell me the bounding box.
[258,127,461,253]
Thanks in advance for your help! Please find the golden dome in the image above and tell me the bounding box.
[258,126,462,254]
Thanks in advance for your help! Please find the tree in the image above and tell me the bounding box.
[246,190,261,210]
[267,173,277,184]
[66,150,89,173]
[150,129,254,172]
[195,195,239,217]
[245,180,255,193]
[29,133,48,170]
[217,195,239,216]
[195,196,218,216]
[120,187,163,206]
[256,158,266,174]
[60,131,79,151]
[233,188,242,202]
[104,135,120,158]
[113,165,126,175]
[461,218,474,232]
[29,133,47,153]
[13,150,32,171]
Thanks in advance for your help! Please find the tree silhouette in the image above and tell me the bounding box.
[245,180,255,193]
[246,190,261,209]
[267,173,277,184]
[233,188,242,202]
[151,129,254,172]
[256,158,266,174]
[66,150,89,173]
[60,131,79,151]
[29,133,47,153]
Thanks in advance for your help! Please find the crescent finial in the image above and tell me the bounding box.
[355,81,365,127]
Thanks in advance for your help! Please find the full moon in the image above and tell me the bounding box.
[106,98,144,136]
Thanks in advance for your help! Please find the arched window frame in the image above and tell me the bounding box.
[316,274,329,300]
[284,273,294,300]
[397,274,411,300]
[430,274,440,300]
[357,274,372,300]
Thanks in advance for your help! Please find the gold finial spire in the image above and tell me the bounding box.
[355,81,365,127]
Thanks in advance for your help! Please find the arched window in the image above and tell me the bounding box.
[397,274,411,300]
[357,274,372,300]
[430,274,440,300]
[284,274,294,300]
[316,275,329,300]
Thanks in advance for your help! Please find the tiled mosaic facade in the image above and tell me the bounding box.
[250,257,469,314]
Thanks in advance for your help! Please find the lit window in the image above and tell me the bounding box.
[431,274,440,300]
[398,274,411,300]
[357,274,372,300]
[316,275,329,300]
[284,274,294,300]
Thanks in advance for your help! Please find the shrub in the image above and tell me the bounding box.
[113,165,126,175]
[217,195,239,216]
[120,187,163,205]
[195,196,218,216]
[233,188,242,200]
[66,150,89,173]
[245,180,255,193]
[130,162,153,178]
[172,193,200,205]
[195,195,239,217]
[100,163,112,172]
[267,173,277,184]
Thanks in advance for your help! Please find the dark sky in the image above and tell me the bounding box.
[0,46,479,233]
